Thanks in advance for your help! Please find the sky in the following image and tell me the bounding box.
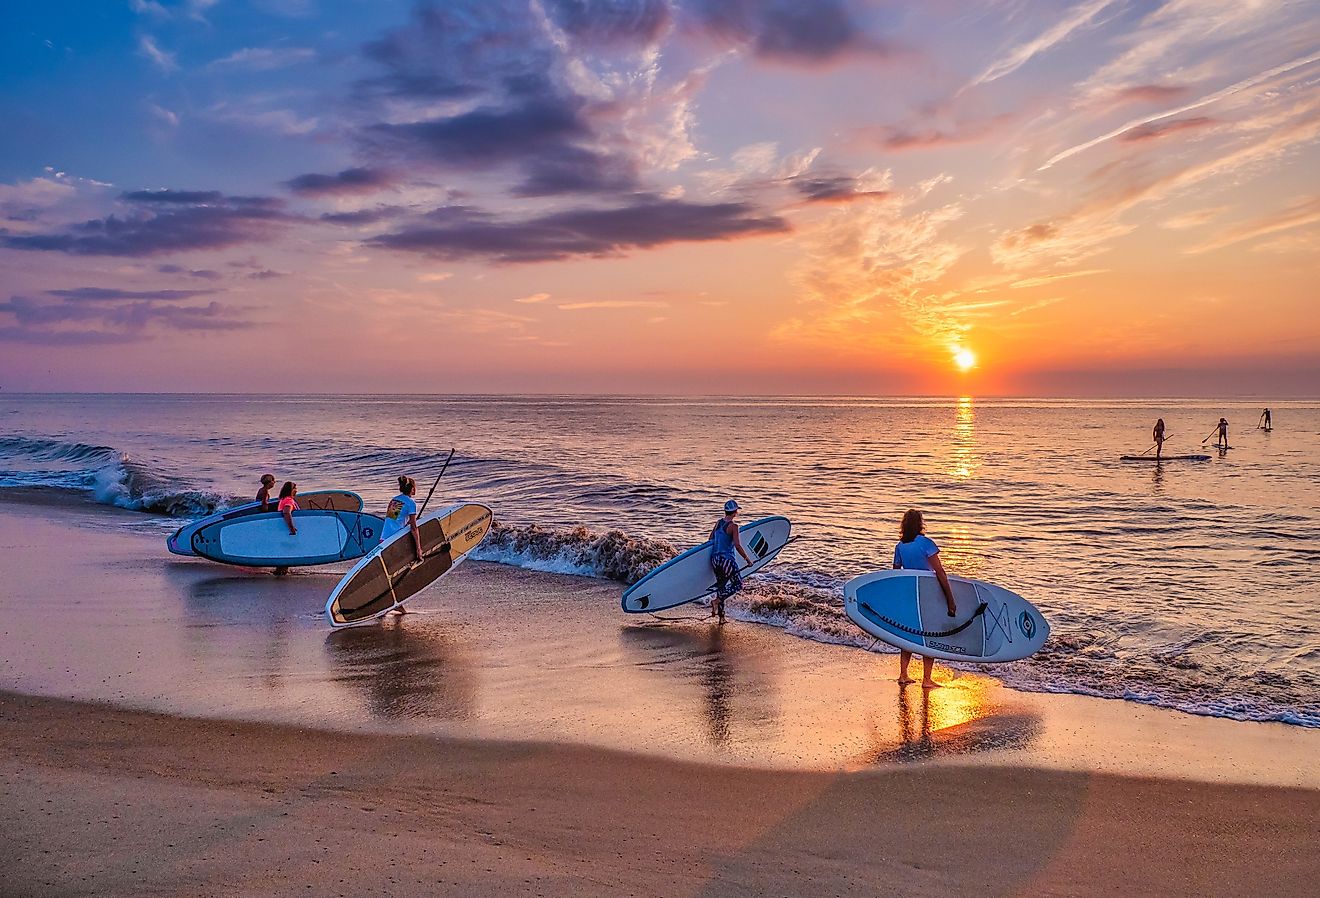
[1,0,1317,395]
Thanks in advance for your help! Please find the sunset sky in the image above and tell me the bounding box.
[2,0,1317,395]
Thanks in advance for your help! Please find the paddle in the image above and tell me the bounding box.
[419,448,455,516]
[1139,433,1171,456]
[1200,428,1220,444]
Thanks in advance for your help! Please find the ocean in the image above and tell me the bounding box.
[2,393,1317,727]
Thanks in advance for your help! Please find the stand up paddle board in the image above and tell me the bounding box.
[324,502,493,628]
[191,509,384,568]
[1119,454,1211,462]
[845,570,1048,663]
[621,516,792,614]
[168,490,362,556]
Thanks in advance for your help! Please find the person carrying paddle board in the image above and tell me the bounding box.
[274,481,299,576]
[710,500,752,625]
[383,475,424,561]
[1153,418,1167,461]
[893,509,957,688]
[256,473,277,512]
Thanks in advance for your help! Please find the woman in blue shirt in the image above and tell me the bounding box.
[893,509,958,688]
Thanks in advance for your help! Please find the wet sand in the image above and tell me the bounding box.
[2,492,1319,894]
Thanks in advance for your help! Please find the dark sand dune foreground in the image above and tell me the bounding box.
[2,691,1316,898]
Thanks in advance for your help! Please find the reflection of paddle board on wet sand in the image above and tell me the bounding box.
[324,503,493,628]
[168,490,362,555]
[845,570,1049,663]
[621,516,792,613]
[191,509,384,568]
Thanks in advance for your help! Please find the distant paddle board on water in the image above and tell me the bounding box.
[324,502,493,628]
[1119,454,1211,462]
[191,509,384,568]
[845,570,1049,663]
[167,490,362,556]
[621,516,792,614]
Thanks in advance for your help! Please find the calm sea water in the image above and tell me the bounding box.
[2,394,1317,726]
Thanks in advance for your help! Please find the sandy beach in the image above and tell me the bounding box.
[4,690,1319,898]
[2,493,1319,896]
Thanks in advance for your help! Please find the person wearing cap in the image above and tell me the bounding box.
[709,500,752,624]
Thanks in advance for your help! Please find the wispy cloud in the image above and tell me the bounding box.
[1187,196,1320,254]
[210,46,315,70]
[556,300,668,310]
[965,0,1117,90]
[1040,50,1320,170]
[138,35,177,73]
[1010,269,1108,289]
[515,292,551,304]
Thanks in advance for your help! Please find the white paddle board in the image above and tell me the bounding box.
[167,490,362,556]
[845,570,1048,663]
[621,516,792,613]
[324,503,493,628]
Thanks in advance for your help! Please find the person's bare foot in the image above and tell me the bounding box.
[897,676,915,685]
[922,678,942,689]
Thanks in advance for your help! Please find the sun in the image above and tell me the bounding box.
[953,348,977,372]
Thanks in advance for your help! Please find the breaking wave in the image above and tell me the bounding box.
[472,520,678,583]
[0,436,227,517]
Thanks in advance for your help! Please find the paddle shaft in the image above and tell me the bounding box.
[1141,432,1171,456]
[419,448,455,516]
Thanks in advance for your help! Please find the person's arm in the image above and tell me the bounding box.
[283,506,297,535]
[729,523,752,565]
[929,552,956,616]
[408,513,422,560]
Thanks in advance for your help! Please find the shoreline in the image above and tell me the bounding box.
[3,688,1318,897]
[1,490,1318,785]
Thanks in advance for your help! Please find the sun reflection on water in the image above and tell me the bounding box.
[947,396,978,480]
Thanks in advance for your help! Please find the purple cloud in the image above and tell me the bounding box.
[158,264,223,280]
[368,196,788,263]
[3,192,291,257]
[47,287,220,301]
[285,167,395,197]
[685,0,886,64]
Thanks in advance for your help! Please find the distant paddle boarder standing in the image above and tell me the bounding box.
[1260,408,1272,430]
[1153,418,1167,461]
[893,509,957,689]
[1215,417,1229,449]
[710,500,751,625]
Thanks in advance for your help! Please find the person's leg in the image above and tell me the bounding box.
[898,650,913,684]
[921,656,941,688]
[711,560,729,622]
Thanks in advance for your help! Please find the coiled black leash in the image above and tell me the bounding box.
[858,601,987,638]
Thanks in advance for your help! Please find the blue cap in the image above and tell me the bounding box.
[724,499,739,513]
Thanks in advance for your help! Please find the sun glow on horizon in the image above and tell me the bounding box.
[953,348,977,372]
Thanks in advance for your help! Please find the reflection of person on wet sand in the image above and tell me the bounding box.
[699,626,733,745]
[893,509,956,689]
[897,686,934,757]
